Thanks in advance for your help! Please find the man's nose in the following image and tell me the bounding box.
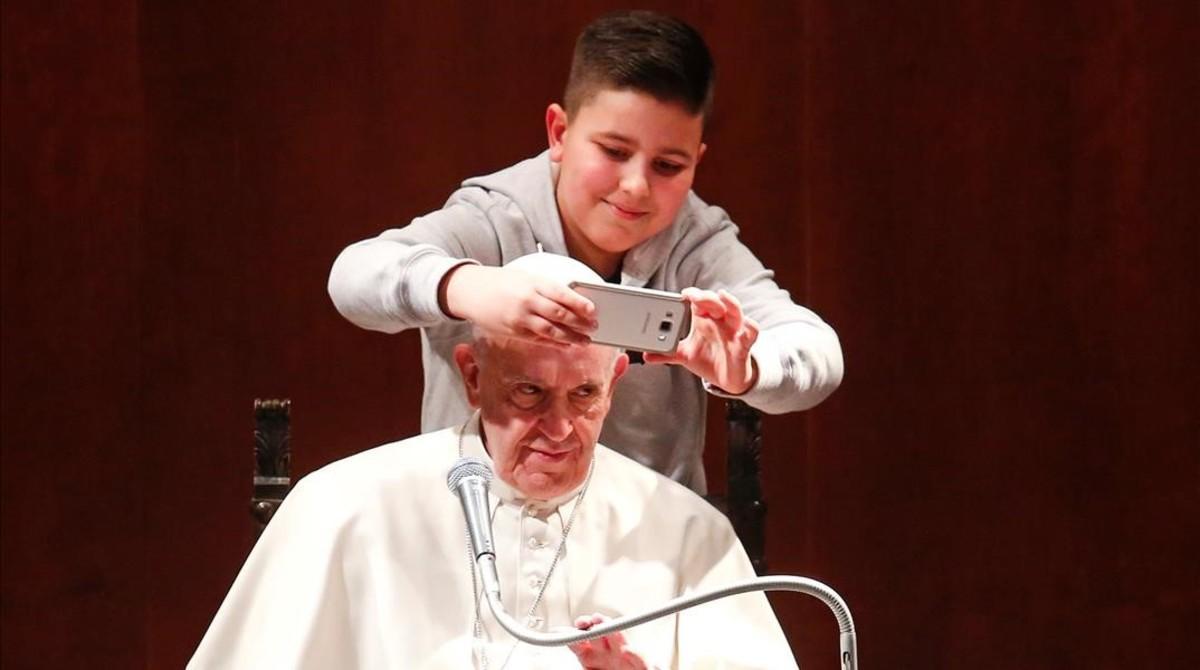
[538,404,574,442]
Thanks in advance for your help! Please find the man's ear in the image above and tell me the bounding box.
[453,343,483,408]
[607,353,630,396]
[696,142,707,166]
[546,103,569,161]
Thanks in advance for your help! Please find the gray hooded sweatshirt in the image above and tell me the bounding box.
[328,152,843,493]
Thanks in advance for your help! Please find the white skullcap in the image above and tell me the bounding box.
[488,252,623,358]
[504,251,604,285]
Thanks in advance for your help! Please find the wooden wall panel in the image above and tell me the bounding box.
[1,2,146,667]
[2,1,1195,668]
[799,2,1199,667]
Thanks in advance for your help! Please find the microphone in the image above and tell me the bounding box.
[445,457,857,669]
[446,457,501,600]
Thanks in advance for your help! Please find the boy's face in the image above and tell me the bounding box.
[547,89,706,276]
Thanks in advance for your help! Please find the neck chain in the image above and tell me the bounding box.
[457,412,594,670]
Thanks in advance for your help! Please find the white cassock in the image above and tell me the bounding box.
[189,416,798,669]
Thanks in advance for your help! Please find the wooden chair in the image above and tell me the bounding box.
[250,399,291,539]
[248,398,766,571]
[706,399,768,575]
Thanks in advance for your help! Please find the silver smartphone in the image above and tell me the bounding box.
[569,281,692,353]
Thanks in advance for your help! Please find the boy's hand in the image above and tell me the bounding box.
[567,614,651,670]
[440,265,597,346]
[643,288,759,395]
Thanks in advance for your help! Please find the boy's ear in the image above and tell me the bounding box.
[697,142,707,165]
[546,103,569,161]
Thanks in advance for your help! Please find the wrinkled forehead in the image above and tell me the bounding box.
[483,337,617,385]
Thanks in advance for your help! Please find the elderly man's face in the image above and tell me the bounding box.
[454,337,628,500]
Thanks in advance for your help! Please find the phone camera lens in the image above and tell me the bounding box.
[659,320,673,332]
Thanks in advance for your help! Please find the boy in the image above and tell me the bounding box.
[328,10,843,493]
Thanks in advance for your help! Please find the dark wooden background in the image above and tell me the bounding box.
[3,1,1196,667]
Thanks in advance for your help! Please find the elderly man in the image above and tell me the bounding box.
[190,255,797,669]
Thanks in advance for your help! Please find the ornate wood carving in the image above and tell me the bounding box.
[725,399,767,575]
[251,398,292,538]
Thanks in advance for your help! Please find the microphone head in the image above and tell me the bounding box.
[447,456,493,492]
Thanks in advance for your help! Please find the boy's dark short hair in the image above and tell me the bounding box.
[564,10,715,121]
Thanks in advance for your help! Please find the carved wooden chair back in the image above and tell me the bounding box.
[250,399,291,539]
[704,399,767,574]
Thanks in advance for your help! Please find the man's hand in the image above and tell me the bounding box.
[568,614,650,670]
[440,265,596,346]
[643,288,759,394]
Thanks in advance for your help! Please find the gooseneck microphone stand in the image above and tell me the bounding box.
[448,457,858,670]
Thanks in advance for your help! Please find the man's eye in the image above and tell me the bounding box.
[571,386,598,399]
[512,385,542,408]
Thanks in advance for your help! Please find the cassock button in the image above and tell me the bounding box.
[529,577,543,589]
[526,616,543,628]
[527,537,545,550]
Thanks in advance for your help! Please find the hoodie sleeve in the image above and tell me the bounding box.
[327,195,502,333]
[678,210,844,415]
